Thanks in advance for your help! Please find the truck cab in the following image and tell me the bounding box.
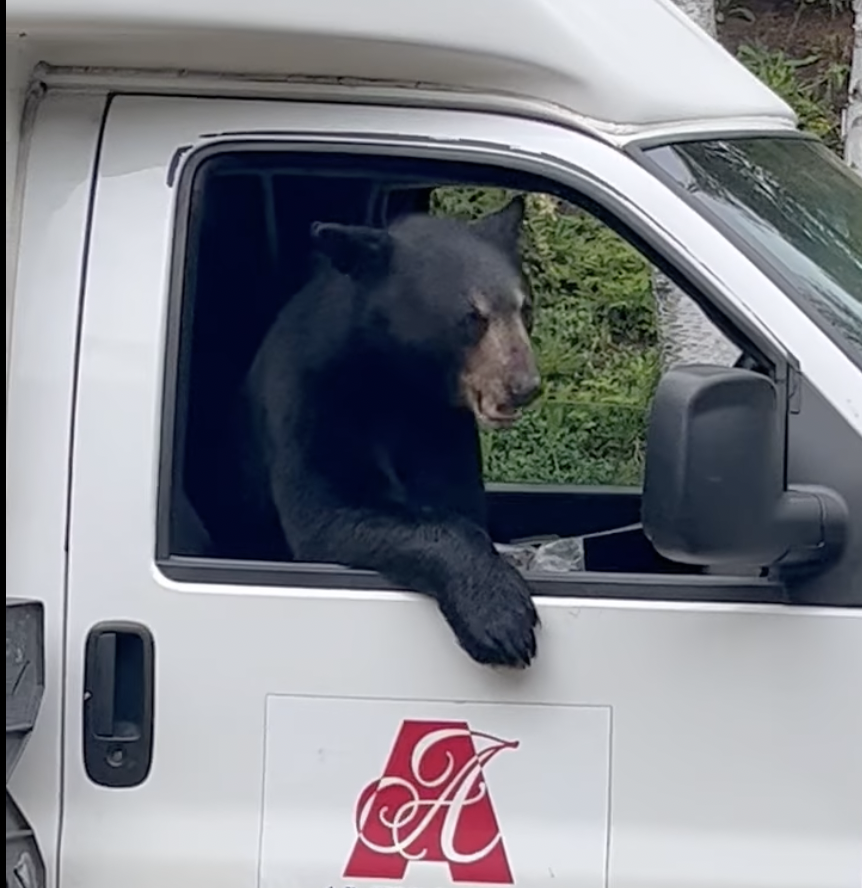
[6,2,862,887]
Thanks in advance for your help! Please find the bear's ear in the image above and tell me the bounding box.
[470,195,525,257]
[310,222,393,280]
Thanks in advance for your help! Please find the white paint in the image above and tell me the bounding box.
[5,35,35,391]
[5,91,106,887]
[34,94,859,888]
[27,65,802,152]
[259,697,611,888]
[5,0,795,138]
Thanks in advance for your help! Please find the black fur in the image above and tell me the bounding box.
[238,198,539,667]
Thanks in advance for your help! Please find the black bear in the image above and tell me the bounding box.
[239,196,542,667]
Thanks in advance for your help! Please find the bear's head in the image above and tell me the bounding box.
[310,196,540,429]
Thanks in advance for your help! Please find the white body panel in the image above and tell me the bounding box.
[5,91,106,880]
[5,0,795,138]
[6,37,33,384]
[5,93,848,888]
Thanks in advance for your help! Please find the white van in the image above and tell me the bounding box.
[6,1,862,887]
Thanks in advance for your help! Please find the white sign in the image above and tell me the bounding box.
[259,696,611,888]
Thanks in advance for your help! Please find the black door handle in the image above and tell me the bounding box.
[83,621,154,788]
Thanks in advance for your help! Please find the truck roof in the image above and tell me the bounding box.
[7,0,797,139]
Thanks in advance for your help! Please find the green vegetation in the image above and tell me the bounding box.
[432,9,851,487]
[736,43,850,150]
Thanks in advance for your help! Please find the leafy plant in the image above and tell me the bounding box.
[795,0,852,16]
[716,1,757,24]
[736,43,849,150]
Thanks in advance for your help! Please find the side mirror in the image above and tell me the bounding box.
[642,365,846,571]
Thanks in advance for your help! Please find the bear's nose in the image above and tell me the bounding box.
[509,371,542,409]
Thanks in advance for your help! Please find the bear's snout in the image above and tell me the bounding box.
[508,368,542,409]
[461,310,540,430]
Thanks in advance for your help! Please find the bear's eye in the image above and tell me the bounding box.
[464,306,489,341]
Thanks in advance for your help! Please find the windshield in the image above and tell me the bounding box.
[642,136,862,364]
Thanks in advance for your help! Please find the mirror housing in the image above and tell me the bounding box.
[642,365,846,571]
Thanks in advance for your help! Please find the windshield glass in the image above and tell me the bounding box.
[643,136,862,364]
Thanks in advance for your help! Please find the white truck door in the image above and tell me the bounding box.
[63,94,862,888]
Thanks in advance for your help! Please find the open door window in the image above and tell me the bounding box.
[157,144,814,604]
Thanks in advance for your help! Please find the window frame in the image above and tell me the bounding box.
[156,135,795,604]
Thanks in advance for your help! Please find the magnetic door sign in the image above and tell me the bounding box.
[342,720,517,885]
[258,695,611,888]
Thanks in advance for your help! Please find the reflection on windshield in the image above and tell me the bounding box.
[644,137,862,361]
